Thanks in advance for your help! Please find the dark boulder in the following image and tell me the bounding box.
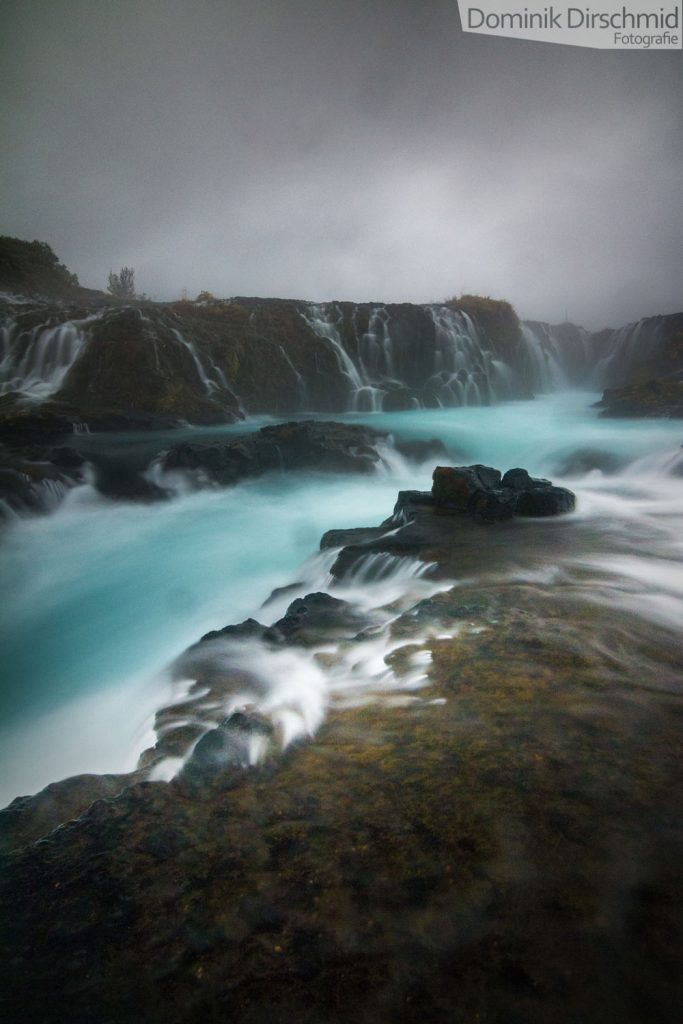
[501,467,551,491]
[389,489,434,525]
[432,465,517,522]
[89,455,169,503]
[432,464,575,522]
[272,592,366,645]
[515,486,576,517]
[393,438,448,463]
[180,712,274,785]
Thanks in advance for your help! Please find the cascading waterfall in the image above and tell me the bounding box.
[169,327,230,396]
[592,318,669,387]
[0,315,92,399]
[519,323,569,392]
[0,297,678,419]
[302,303,366,391]
[425,305,495,406]
[302,301,563,411]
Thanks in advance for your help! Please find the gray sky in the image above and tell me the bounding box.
[1,0,681,328]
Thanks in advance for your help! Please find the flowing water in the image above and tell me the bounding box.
[1,391,682,804]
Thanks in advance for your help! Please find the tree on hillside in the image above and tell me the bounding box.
[0,236,79,295]
[107,266,136,298]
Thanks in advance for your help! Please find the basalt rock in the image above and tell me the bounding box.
[179,711,274,787]
[160,420,387,486]
[393,437,449,463]
[320,526,391,550]
[329,466,575,578]
[272,592,367,646]
[433,464,575,521]
[599,378,683,419]
[88,455,169,503]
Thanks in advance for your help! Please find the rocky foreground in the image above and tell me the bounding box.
[2,466,682,1024]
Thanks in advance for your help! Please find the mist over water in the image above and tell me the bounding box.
[1,391,683,804]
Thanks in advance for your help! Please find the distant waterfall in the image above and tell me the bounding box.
[591,318,669,387]
[0,316,91,399]
[519,324,569,391]
[302,301,557,411]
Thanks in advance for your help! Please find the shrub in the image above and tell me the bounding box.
[107,267,136,298]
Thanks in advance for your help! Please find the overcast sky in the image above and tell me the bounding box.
[1,0,681,328]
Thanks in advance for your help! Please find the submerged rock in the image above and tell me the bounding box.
[552,448,625,476]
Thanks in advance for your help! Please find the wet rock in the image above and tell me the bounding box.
[432,464,575,522]
[389,489,434,525]
[552,448,625,476]
[320,526,390,550]
[393,437,448,463]
[382,387,418,412]
[599,378,683,418]
[432,465,517,522]
[196,617,279,647]
[0,466,43,517]
[273,592,366,645]
[501,467,551,491]
[89,455,169,502]
[515,485,576,517]
[432,464,502,511]
[179,711,274,784]
[0,773,135,854]
[160,420,388,486]
[0,455,80,519]
[329,465,576,578]
[260,581,306,608]
[50,446,86,469]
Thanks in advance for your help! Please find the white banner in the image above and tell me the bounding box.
[456,0,682,48]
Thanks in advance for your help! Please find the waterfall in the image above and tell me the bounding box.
[301,304,366,391]
[302,301,512,411]
[170,328,229,395]
[278,345,308,408]
[0,316,92,399]
[424,305,497,406]
[591,318,668,387]
[519,323,568,392]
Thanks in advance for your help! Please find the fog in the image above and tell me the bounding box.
[1,0,681,328]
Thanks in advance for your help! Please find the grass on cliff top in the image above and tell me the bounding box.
[446,293,521,350]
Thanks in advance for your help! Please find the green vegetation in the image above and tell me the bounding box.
[446,293,521,350]
[107,266,136,298]
[0,236,79,297]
